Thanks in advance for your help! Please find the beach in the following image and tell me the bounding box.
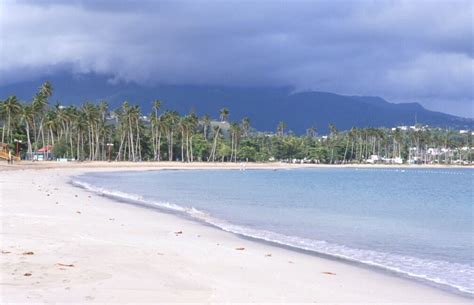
[0,162,471,304]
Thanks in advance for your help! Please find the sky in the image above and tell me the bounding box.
[0,0,473,117]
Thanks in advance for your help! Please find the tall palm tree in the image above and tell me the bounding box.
[229,122,241,162]
[185,112,198,162]
[202,114,211,140]
[209,108,229,162]
[1,96,22,144]
[31,82,53,152]
[306,126,317,138]
[161,111,179,161]
[82,102,99,160]
[44,109,57,147]
[328,123,338,164]
[153,100,162,118]
[277,121,286,137]
[241,117,250,137]
[19,103,34,159]
[39,81,53,98]
[219,108,229,122]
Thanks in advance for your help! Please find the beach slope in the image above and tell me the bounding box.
[0,165,470,304]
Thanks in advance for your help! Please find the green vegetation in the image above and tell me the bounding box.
[0,82,472,164]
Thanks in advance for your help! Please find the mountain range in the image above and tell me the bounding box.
[1,73,472,134]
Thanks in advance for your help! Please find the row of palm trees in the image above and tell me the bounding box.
[0,81,472,164]
[1,82,53,159]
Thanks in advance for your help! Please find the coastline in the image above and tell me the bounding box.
[1,163,471,304]
[1,160,472,173]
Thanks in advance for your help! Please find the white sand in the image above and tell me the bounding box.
[0,164,471,304]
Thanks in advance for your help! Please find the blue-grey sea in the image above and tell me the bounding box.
[72,168,473,295]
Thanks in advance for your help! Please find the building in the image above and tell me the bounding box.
[33,145,54,161]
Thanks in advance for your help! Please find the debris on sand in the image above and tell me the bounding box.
[174,231,183,235]
[56,263,75,267]
[265,253,272,257]
[22,251,34,255]
[322,271,336,275]
[24,273,32,276]
[235,247,245,251]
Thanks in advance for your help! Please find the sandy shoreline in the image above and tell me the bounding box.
[0,163,471,304]
[1,160,472,172]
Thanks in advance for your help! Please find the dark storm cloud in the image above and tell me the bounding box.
[1,0,472,116]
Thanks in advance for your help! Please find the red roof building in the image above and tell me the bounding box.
[37,145,53,153]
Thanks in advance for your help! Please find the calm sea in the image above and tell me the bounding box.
[72,168,473,295]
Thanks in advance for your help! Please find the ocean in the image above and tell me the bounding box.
[72,167,473,295]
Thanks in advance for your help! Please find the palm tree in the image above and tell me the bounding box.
[131,105,142,161]
[176,113,195,162]
[97,101,109,160]
[44,109,57,147]
[241,117,250,137]
[39,81,53,98]
[202,114,211,140]
[179,116,187,162]
[219,108,229,122]
[152,100,162,117]
[161,111,179,161]
[31,82,53,152]
[209,108,229,162]
[1,96,21,144]
[229,122,241,162]
[328,123,338,164]
[189,113,199,162]
[82,102,99,160]
[277,121,286,137]
[150,99,163,161]
[208,125,221,162]
[306,126,317,138]
[20,103,34,159]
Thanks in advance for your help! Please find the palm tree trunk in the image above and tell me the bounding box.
[190,135,194,162]
[157,130,162,161]
[181,129,185,162]
[116,131,125,161]
[210,126,221,162]
[151,122,156,160]
[1,121,5,143]
[128,117,135,161]
[343,138,349,164]
[25,121,32,160]
[6,110,11,143]
[50,127,55,146]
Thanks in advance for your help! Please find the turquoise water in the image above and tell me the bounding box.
[73,168,473,295]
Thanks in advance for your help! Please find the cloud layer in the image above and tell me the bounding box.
[1,0,473,116]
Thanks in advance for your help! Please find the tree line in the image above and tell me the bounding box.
[0,82,472,164]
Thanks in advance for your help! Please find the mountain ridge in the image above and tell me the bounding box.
[0,73,471,134]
